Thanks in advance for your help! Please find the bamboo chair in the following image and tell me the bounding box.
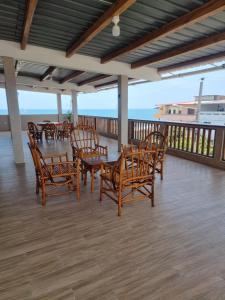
[139,131,167,180]
[27,133,80,206]
[70,126,108,182]
[70,126,108,160]
[43,123,57,140]
[27,122,43,142]
[57,121,73,140]
[75,122,95,130]
[100,146,156,216]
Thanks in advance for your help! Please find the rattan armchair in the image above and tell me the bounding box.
[139,131,167,180]
[70,126,108,160]
[28,134,80,206]
[43,123,57,140]
[28,122,43,142]
[57,121,73,140]
[100,146,156,216]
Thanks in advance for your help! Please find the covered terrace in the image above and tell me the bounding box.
[1,0,225,299]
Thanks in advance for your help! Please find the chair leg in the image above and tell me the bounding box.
[91,168,94,192]
[118,188,122,216]
[100,177,103,202]
[151,182,155,207]
[81,164,84,181]
[35,172,39,194]
[41,180,46,206]
[76,176,80,200]
[160,161,163,180]
[84,171,87,186]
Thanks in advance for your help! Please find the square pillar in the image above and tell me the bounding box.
[57,93,63,122]
[3,57,24,164]
[118,75,128,151]
[71,90,78,125]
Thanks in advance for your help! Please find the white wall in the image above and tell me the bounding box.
[0,114,68,131]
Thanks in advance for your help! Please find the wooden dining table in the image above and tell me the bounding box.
[37,121,63,128]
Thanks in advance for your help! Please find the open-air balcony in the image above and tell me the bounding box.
[1,0,225,299]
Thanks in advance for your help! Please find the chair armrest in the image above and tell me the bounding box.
[95,144,108,155]
[46,160,79,167]
[43,152,69,163]
[100,162,113,174]
[46,160,80,175]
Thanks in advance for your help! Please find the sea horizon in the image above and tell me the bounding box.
[0,108,159,121]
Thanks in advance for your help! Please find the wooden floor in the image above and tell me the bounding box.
[1,132,225,300]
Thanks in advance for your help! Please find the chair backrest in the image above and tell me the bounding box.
[112,147,156,188]
[62,120,73,133]
[28,122,38,134]
[139,131,167,152]
[27,133,53,181]
[27,133,41,172]
[70,127,99,152]
[43,123,57,132]
[75,122,94,130]
[27,133,38,169]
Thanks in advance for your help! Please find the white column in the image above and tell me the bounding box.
[118,75,128,152]
[71,90,78,125]
[57,93,62,122]
[3,56,24,163]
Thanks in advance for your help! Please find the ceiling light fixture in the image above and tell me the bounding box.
[112,15,120,37]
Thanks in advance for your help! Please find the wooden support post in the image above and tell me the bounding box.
[57,93,62,122]
[3,57,24,163]
[118,75,128,151]
[71,90,78,125]
[214,127,224,162]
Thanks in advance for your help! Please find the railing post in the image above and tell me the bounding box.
[107,119,111,136]
[159,122,167,136]
[214,127,224,162]
[128,120,134,142]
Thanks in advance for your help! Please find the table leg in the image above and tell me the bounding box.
[91,168,94,192]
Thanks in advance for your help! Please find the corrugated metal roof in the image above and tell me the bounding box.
[2,59,116,87]
[1,0,225,72]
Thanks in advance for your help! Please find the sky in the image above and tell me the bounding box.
[1,68,225,111]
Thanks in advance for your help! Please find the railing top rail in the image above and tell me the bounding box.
[78,115,225,129]
[78,114,118,120]
[129,119,225,129]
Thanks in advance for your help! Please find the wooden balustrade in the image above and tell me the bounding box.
[78,115,225,170]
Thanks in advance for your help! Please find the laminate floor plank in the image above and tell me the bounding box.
[0,132,225,300]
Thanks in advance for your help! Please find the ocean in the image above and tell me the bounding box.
[0,108,159,121]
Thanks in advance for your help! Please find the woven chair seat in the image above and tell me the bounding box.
[43,163,78,178]
[101,169,153,187]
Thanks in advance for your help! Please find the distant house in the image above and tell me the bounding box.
[155,95,225,124]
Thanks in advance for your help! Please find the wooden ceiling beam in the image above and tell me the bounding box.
[131,30,225,69]
[95,80,118,89]
[101,0,225,64]
[40,66,56,81]
[95,77,132,89]
[21,0,38,50]
[59,70,85,84]
[78,74,112,86]
[158,51,225,73]
[66,0,136,58]
[15,60,24,77]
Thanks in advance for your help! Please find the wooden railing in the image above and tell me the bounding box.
[78,115,225,170]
